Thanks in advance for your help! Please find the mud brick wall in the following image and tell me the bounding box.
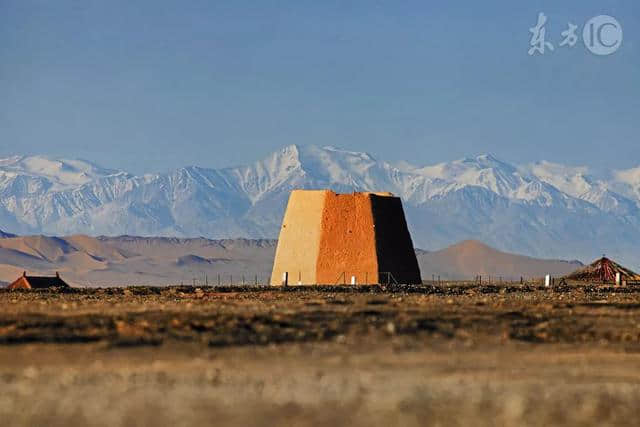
[270,190,327,285]
[315,192,378,285]
[270,190,421,285]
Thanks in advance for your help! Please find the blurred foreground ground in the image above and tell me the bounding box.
[1,284,640,426]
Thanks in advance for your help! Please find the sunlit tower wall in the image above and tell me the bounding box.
[270,190,421,285]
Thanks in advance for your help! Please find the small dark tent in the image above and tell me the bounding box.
[564,257,640,283]
[7,272,70,289]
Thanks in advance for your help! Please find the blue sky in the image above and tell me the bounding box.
[1,1,638,173]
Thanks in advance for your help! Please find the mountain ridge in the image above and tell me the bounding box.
[1,145,640,267]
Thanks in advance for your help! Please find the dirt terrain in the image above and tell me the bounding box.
[1,284,640,426]
[0,234,582,286]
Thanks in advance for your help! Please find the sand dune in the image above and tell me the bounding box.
[0,234,582,286]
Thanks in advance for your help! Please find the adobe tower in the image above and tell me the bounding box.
[270,190,421,285]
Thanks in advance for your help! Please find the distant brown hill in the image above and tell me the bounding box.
[0,234,277,286]
[0,234,581,286]
[417,240,583,280]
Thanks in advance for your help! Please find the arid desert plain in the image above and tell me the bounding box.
[1,283,640,427]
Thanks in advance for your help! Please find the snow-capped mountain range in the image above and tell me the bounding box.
[2,145,640,267]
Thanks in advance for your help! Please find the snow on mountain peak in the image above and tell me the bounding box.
[416,153,512,177]
[0,155,24,167]
[468,153,510,168]
[410,153,537,201]
[522,160,594,198]
[2,146,640,266]
[614,166,640,187]
[0,155,118,191]
[292,145,380,188]
[319,145,376,161]
[611,166,640,203]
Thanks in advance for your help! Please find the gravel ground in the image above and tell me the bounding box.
[1,284,640,426]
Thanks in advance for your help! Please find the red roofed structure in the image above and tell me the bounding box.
[7,272,70,289]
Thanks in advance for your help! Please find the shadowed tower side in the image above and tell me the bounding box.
[370,194,422,285]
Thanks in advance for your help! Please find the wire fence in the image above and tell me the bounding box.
[173,272,612,287]
[178,273,269,287]
[424,274,545,286]
[50,271,640,288]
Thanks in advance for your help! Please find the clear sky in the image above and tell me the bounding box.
[1,1,638,174]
